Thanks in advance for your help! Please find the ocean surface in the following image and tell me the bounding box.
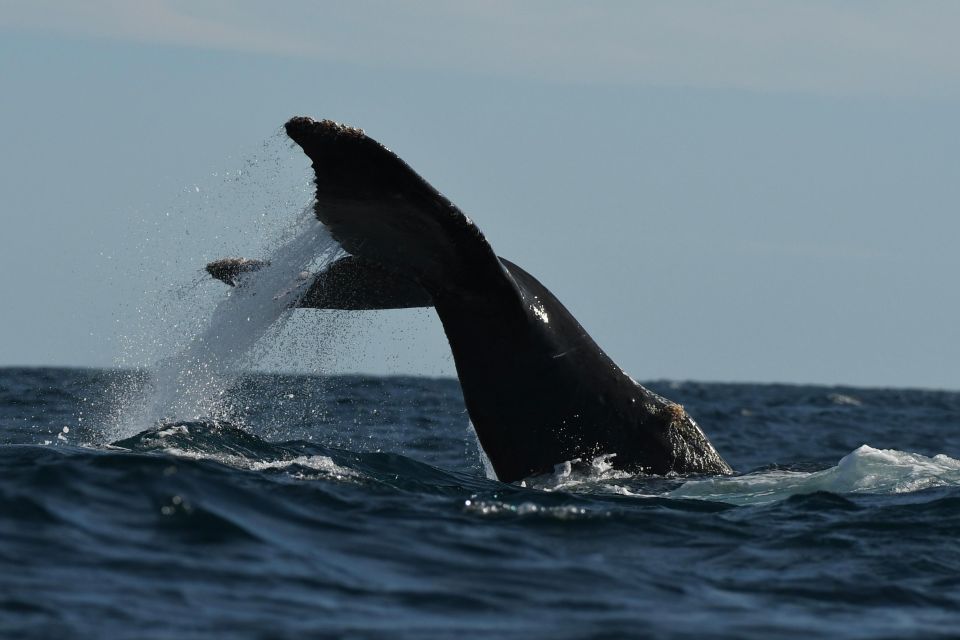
[2,367,959,639]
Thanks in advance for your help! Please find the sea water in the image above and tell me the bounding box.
[2,370,960,639]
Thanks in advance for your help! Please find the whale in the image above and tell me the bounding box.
[207,116,732,482]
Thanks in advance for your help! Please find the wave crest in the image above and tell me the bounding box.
[671,445,960,506]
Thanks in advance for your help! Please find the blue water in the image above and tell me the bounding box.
[2,367,960,639]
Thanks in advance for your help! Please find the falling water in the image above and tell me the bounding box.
[116,215,342,435]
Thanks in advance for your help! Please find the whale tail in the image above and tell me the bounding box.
[283,117,507,295]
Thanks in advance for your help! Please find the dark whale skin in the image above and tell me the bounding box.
[434,258,731,481]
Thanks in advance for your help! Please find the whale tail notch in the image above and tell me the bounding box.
[283,117,506,295]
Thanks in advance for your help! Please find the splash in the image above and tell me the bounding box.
[515,453,671,497]
[166,447,363,484]
[671,445,960,506]
[503,445,960,505]
[112,215,341,438]
[468,420,498,480]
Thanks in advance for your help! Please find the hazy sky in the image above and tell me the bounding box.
[1,2,958,388]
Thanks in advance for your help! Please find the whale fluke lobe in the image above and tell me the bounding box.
[206,116,733,481]
[283,116,506,295]
[298,256,433,310]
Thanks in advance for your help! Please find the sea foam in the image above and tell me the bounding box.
[671,445,960,506]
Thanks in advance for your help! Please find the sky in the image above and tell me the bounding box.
[1,2,958,389]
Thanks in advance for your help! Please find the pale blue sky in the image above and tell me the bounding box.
[1,2,958,388]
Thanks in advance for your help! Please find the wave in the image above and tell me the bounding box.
[111,420,364,483]
[112,422,960,510]
[671,445,960,506]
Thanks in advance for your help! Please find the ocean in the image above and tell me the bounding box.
[2,367,959,639]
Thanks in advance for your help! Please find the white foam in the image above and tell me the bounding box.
[468,420,498,480]
[156,425,190,438]
[828,393,863,406]
[671,445,960,506]
[162,447,362,482]
[521,453,653,496]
